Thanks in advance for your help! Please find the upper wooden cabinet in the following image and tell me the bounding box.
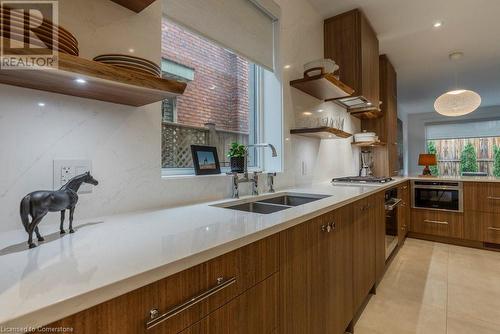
[363,55,399,177]
[324,9,380,116]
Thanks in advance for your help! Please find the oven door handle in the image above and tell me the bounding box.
[385,198,402,211]
[413,185,461,190]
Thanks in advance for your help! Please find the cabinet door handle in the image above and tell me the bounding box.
[321,222,336,233]
[487,196,500,201]
[361,204,372,211]
[424,219,449,225]
[146,276,236,330]
[488,227,500,232]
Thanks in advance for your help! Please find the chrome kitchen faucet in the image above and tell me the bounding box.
[230,143,277,198]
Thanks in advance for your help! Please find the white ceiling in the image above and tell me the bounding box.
[308,0,500,114]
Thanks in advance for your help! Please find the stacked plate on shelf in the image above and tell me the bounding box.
[303,58,339,77]
[354,131,378,143]
[93,54,161,78]
[0,7,79,55]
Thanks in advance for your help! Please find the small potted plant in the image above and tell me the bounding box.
[227,142,246,173]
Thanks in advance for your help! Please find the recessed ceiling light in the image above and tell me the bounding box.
[433,21,443,28]
[128,48,135,53]
[283,65,291,69]
[75,78,87,84]
[317,109,324,113]
[37,102,45,107]
[303,111,312,116]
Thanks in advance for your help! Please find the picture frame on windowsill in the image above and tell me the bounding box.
[190,145,221,175]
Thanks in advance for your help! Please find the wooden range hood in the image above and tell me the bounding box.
[324,9,382,118]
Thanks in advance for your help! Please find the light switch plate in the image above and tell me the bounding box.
[53,159,93,193]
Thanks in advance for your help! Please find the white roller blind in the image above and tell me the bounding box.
[163,0,278,71]
[426,119,500,140]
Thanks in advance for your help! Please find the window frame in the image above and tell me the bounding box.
[161,64,264,177]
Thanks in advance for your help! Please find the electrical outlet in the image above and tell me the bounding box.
[54,159,93,194]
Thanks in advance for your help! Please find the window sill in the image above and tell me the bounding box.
[161,173,232,180]
[161,167,264,180]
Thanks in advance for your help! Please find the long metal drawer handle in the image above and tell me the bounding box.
[487,196,500,200]
[488,227,500,231]
[385,198,402,211]
[424,219,449,225]
[146,276,237,330]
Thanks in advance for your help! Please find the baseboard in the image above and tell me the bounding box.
[407,232,500,252]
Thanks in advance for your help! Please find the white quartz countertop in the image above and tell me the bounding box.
[0,175,481,328]
[409,175,500,183]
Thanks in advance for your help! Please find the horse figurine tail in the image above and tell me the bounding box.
[20,195,31,232]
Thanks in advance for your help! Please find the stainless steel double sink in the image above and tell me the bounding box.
[213,193,331,214]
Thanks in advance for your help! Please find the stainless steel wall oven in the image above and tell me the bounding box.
[412,180,463,212]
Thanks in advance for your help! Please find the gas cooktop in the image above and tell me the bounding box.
[332,176,393,184]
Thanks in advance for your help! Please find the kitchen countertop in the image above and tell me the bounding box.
[2,174,500,328]
[0,178,410,329]
[4,173,500,328]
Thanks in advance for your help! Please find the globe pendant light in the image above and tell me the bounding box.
[434,52,481,117]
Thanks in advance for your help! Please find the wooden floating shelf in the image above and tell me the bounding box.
[110,0,156,13]
[351,141,386,147]
[349,106,383,119]
[290,72,354,101]
[290,127,352,140]
[0,49,186,107]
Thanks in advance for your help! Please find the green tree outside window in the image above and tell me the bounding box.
[460,142,478,174]
[493,145,500,177]
[427,141,439,175]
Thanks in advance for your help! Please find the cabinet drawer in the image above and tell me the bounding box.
[464,182,500,213]
[410,209,464,238]
[178,273,278,334]
[478,212,500,244]
[41,235,278,334]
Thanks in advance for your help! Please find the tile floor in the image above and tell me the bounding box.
[355,238,500,334]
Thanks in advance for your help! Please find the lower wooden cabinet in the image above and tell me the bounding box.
[40,235,278,334]
[178,273,278,334]
[374,192,386,284]
[464,182,500,213]
[398,182,410,243]
[464,211,500,243]
[483,212,500,244]
[352,195,377,312]
[280,205,353,334]
[38,190,392,334]
[410,209,464,239]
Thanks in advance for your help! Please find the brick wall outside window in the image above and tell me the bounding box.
[161,19,250,134]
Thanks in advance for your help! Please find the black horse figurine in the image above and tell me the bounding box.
[20,172,99,248]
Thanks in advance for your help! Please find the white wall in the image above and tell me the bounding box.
[277,0,360,187]
[0,0,360,233]
[407,106,500,175]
